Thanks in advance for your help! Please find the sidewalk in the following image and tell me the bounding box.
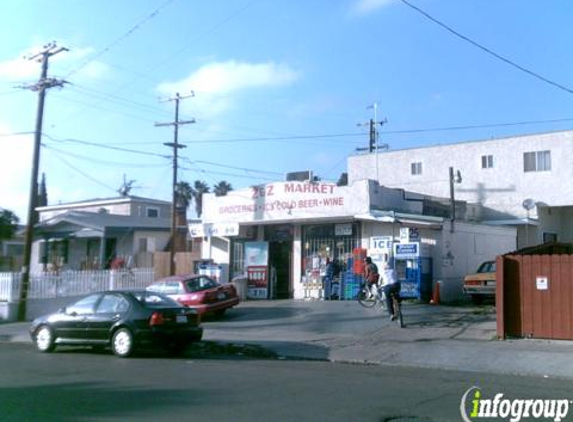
[4,300,573,380]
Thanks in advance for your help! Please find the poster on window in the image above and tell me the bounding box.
[245,241,269,266]
[247,265,268,299]
[245,242,269,298]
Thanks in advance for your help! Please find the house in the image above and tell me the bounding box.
[348,129,573,249]
[31,196,183,272]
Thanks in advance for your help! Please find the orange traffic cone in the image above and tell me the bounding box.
[430,280,441,305]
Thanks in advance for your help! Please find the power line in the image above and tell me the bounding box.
[43,143,168,168]
[399,0,573,96]
[42,133,171,159]
[44,146,120,192]
[64,0,176,79]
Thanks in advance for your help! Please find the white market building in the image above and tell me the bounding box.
[193,179,515,302]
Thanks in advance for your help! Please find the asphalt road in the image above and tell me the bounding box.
[1,342,572,422]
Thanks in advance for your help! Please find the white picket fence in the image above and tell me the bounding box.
[0,268,155,302]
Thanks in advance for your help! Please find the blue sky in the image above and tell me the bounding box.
[1,0,572,221]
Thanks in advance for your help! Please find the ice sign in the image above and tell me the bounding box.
[370,236,393,252]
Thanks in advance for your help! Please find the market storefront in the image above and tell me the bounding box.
[199,180,372,300]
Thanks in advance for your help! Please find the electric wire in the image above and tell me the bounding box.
[399,0,573,95]
[64,0,176,79]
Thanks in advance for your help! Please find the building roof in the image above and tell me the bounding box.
[38,210,171,233]
[36,195,171,212]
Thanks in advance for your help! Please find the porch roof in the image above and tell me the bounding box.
[37,210,171,235]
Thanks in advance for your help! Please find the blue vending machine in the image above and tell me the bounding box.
[393,242,433,302]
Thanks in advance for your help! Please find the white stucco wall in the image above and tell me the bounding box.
[348,130,573,218]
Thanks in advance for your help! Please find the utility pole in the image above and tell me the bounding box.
[18,42,68,322]
[155,92,195,276]
[357,103,388,182]
[449,167,462,232]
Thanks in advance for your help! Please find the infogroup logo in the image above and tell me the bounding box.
[460,386,571,422]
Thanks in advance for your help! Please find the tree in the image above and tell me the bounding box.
[190,180,210,218]
[0,208,19,244]
[213,180,233,197]
[174,181,193,211]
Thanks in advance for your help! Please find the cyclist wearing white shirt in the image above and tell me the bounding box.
[381,261,401,320]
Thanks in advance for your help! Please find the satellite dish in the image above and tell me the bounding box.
[522,198,536,211]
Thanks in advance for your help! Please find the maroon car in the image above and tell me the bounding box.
[146,274,240,316]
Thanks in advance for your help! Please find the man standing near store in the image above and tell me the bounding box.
[381,260,400,320]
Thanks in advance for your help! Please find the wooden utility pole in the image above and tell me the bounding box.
[155,92,195,275]
[18,43,68,321]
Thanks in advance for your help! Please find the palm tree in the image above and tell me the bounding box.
[213,180,233,197]
[190,180,210,218]
[174,181,193,211]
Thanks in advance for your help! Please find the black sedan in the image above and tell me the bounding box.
[29,290,203,357]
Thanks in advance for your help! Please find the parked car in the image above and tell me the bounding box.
[462,261,496,304]
[29,290,203,357]
[146,274,240,316]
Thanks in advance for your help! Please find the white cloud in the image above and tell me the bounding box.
[0,44,110,81]
[156,60,298,118]
[351,0,395,16]
[157,60,299,96]
[0,56,38,79]
[0,124,33,220]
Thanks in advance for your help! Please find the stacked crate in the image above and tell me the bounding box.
[340,257,364,300]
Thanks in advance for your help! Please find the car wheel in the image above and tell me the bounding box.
[35,325,55,353]
[111,328,134,358]
[214,309,226,317]
[471,295,484,305]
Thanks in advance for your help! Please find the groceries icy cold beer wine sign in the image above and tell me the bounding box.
[206,181,367,223]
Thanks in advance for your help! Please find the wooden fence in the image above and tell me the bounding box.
[497,254,573,340]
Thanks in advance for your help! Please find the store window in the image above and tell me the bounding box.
[302,223,360,282]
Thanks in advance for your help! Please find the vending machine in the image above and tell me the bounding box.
[393,242,433,302]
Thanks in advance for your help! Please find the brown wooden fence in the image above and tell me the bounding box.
[497,254,573,340]
[153,252,196,280]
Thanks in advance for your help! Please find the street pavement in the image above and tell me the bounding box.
[3,299,573,380]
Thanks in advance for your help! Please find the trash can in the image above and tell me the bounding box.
[231,275,248,301]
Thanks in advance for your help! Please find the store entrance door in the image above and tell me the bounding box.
[269,241,291,299]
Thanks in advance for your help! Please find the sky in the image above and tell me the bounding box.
[1,0,572,222]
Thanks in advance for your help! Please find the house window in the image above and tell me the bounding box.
[138,238,148,253]
[146,207,159,218]
[39,239,69,267]
[524,150,551,172]
[481,155,493,169]
[411,162,422,175]
[543,232,558,243]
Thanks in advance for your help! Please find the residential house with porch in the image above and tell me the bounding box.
[31,195,193,272]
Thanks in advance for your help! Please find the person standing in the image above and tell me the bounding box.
[381,261,401,320]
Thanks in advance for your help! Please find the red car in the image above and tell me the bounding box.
[146,274,240,316]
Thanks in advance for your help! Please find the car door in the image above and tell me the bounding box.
[85,293,130,342]
[55,294,102,340]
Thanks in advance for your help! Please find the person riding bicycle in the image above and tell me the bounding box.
[363,256,379,295]
[380,261,401,321]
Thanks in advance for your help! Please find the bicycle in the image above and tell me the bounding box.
[357,283,386,310]
[389,291,404,328]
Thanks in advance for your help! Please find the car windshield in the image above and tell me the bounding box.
[477,261,496,273]
[185,276,218,292]
[132,291,182,308]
